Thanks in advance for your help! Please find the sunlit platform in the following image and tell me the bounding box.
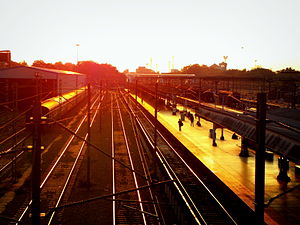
[134,94,300,225]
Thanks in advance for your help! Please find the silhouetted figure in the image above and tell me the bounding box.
[172,107,176,115]
[277,157,291,182]
[180,111,185,121]
[178,119,183,131]
[190,114,194,126]
[187,111,191,119]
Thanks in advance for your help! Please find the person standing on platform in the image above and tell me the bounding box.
[172,107,176,115]
[190,113,194,127]
[178,119,183,131]
[180,111,185,121]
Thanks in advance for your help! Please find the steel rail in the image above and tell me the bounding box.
[47,95,102,224]
[0,106,32,130]
[0,134,30,156]
[115,93,147,225]
[16,95,100,224]
[122,92,202,224]
[0,128,27,146]
[134,113,203,225]
[148,94,237,223]
[0,135,30,174]
[156,127,238,225]
[111,93,116,225]
[126,92,238,224]
[119,93,162,224]
[140,98,237,224]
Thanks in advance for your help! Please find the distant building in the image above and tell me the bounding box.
[210,62,227,71]
[0,50,11,68]
[219,62,227,70]
[171,69,180,73]
[0,66,86,109]
[135,66,157,74]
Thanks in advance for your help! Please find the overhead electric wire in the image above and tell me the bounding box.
[0,90,54,106]
[0,90,54,130]
[0,107,32,130]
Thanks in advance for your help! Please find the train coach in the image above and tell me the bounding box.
[26,87,87,124]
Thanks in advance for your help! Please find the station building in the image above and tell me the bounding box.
[0,66,86,109]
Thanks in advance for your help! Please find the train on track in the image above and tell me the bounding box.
[26,86,87,123]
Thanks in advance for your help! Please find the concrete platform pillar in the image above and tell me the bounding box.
[210,128,217,147]
[196,117,201,127]
[239,136,249,157]
[220,128,225,140]
[277,156,291,182]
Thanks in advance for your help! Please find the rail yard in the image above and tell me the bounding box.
[0,86,256,224]
[0,69,300,225]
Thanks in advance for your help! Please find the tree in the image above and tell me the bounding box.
[64,62,76,71]
[180,64,225,77]
[225,69,247,77]
[78,61,125,84]
[181,64,204,76]
[277,67,299,73]
[53,61,65,70]
[247,68,275,79]
[32,60,49,68]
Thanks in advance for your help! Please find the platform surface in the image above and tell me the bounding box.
[134,95,300,225]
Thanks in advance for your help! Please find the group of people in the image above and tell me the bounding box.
[178,111,195,131]
[186,111,195,127]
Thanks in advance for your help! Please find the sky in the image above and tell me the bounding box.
[1,0,300,73]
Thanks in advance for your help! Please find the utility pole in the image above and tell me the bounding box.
[154,81,158,151]
[198,78,201,112]
[11,83,17,182]
[127,78,130,103]
[135,78,138,101]
[87,83,91,188]
[76,44,80,66]
[31,75,42,225]
[255,93,266,225]
[99,80,102,131]
[291,82,296,109]
[58,79,62,119]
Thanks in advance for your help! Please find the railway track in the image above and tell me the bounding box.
[113,92,161,224]
[45,95,103,225]
[121,90,256,224]
[55,91,170,225]
[0,121,32,177]
[0,133,31,176]
[14,94,101,225]
[1,88,258,224]
[118,93,165,224]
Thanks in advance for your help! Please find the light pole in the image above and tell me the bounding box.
[241,46,246,70]
[76,44,80,66]
[75,44,80,92]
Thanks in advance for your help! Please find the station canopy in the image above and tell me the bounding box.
[0,66,85,80]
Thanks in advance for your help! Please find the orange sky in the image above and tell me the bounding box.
[1,0,300,72]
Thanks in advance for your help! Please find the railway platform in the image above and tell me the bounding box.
[133,94,300,225]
